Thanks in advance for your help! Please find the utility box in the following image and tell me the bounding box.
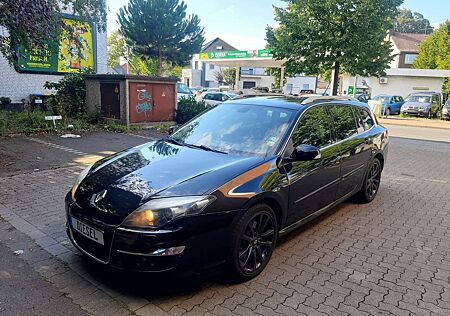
[85,74,177,126]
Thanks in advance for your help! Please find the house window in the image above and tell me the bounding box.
[216,46,223,50]
[209,64,215,70]
[194,61,198,70]
[404,54,418,65]
[302,84,310,90]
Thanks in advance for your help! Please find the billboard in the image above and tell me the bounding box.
[17,17,95,74]
[199,49,273,60]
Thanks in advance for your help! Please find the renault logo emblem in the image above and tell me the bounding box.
[90,189,107,209]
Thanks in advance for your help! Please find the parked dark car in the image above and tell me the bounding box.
[66,96,388,281]
[372,94,404,115]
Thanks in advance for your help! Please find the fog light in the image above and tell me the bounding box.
[151,246,186,256]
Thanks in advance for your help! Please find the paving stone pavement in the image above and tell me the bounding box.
[1,136,450,315]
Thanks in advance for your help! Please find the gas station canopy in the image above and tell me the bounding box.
[199,49,286,68]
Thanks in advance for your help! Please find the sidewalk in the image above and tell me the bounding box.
[378,116,450,129]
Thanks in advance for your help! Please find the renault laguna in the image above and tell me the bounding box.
[66,96,388,281]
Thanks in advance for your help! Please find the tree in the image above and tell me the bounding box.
[413,22,450,93]
[215,68,236,86]
[118,0,204,77]
[266,0,402,95]
[0,0,106,66]
[107,30,181,77]
[393,8,433,34]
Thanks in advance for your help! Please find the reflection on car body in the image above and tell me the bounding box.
[66,96,388,282]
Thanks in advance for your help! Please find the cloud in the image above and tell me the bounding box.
[431,20,446,28]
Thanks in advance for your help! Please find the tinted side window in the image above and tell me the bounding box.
[292,106,334,148]
[357,108,374,131]
[329,105,358,141]
[353,108,365,133]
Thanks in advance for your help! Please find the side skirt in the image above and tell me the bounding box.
[279,190,356,237]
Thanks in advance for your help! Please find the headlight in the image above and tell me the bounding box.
[121,195,216,228]
[443,108,448,114]
[71,165,92,201]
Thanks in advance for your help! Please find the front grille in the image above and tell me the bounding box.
[71,226,114,263]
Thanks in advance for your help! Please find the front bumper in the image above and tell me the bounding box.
[65,195,240,272]
[401,109,429,117]
[442,112,450,120]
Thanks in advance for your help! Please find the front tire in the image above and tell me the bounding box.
[357,158,382,203]
[227,204,278,282]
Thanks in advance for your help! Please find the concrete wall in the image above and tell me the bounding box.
[0,26,107,103]
[342,73,446,98]
[368,76,444,98]
[284,76,318,94]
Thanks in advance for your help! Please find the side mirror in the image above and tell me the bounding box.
[288,144,321,162]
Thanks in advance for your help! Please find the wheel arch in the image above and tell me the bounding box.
[242,193,287,231]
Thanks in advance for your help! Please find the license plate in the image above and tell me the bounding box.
[71,217,104,245]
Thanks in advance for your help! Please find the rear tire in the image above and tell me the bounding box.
[227,204,278,282]
[357,158,382,203]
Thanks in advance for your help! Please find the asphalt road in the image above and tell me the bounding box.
[383,123,450,143]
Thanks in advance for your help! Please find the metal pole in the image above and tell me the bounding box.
[235,67,240,90]
[280,67,285,91]
[353,75,357,97]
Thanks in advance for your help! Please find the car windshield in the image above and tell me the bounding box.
[177,83,192,95]
[374,96,389,102]
[406,95,431,103]
[171,103,295,156]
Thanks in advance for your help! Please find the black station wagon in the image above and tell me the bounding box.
[66,96,388,281]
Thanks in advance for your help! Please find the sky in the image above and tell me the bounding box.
[106,0,450,51]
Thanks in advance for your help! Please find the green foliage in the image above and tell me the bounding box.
[118,0,204,76]
[107,30,182,77]
[0,97,11,105]
[44,73,87,118]
[266,0,402,94]
[393,8,433,34]
[175,97,206,124]
[215,68,236,86]
[413,22,450,93]
[0,0,107,66]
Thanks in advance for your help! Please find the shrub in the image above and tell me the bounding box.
[175,97,206,124]
[44,73,87,118]
[0,97,11,105]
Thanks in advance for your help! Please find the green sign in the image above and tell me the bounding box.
[200,49,273,60]
[347,86,355,95]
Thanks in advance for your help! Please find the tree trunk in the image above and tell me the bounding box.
[332,61,340,96]
[157,49,163,77]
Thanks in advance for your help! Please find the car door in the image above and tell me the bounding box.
[328,104,373,199]
[285,106,341,225]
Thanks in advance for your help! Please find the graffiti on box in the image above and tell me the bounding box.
[136,90,153,115]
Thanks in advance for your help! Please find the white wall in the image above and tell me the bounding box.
[368,76,445,98]
[341,73,445,98]
[284,76,318,94]
[0,26,107,103]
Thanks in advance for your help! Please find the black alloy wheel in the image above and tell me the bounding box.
[228,204,277,281]
[358,158,382,203]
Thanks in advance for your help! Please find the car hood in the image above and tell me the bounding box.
[403,101,430,108]
[74,140,263,220]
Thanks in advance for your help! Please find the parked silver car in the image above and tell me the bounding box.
[400,92,441,118]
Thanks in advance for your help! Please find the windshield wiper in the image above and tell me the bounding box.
[164,137,228,154]
[163,137,186,146]
[184,143,228,154]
